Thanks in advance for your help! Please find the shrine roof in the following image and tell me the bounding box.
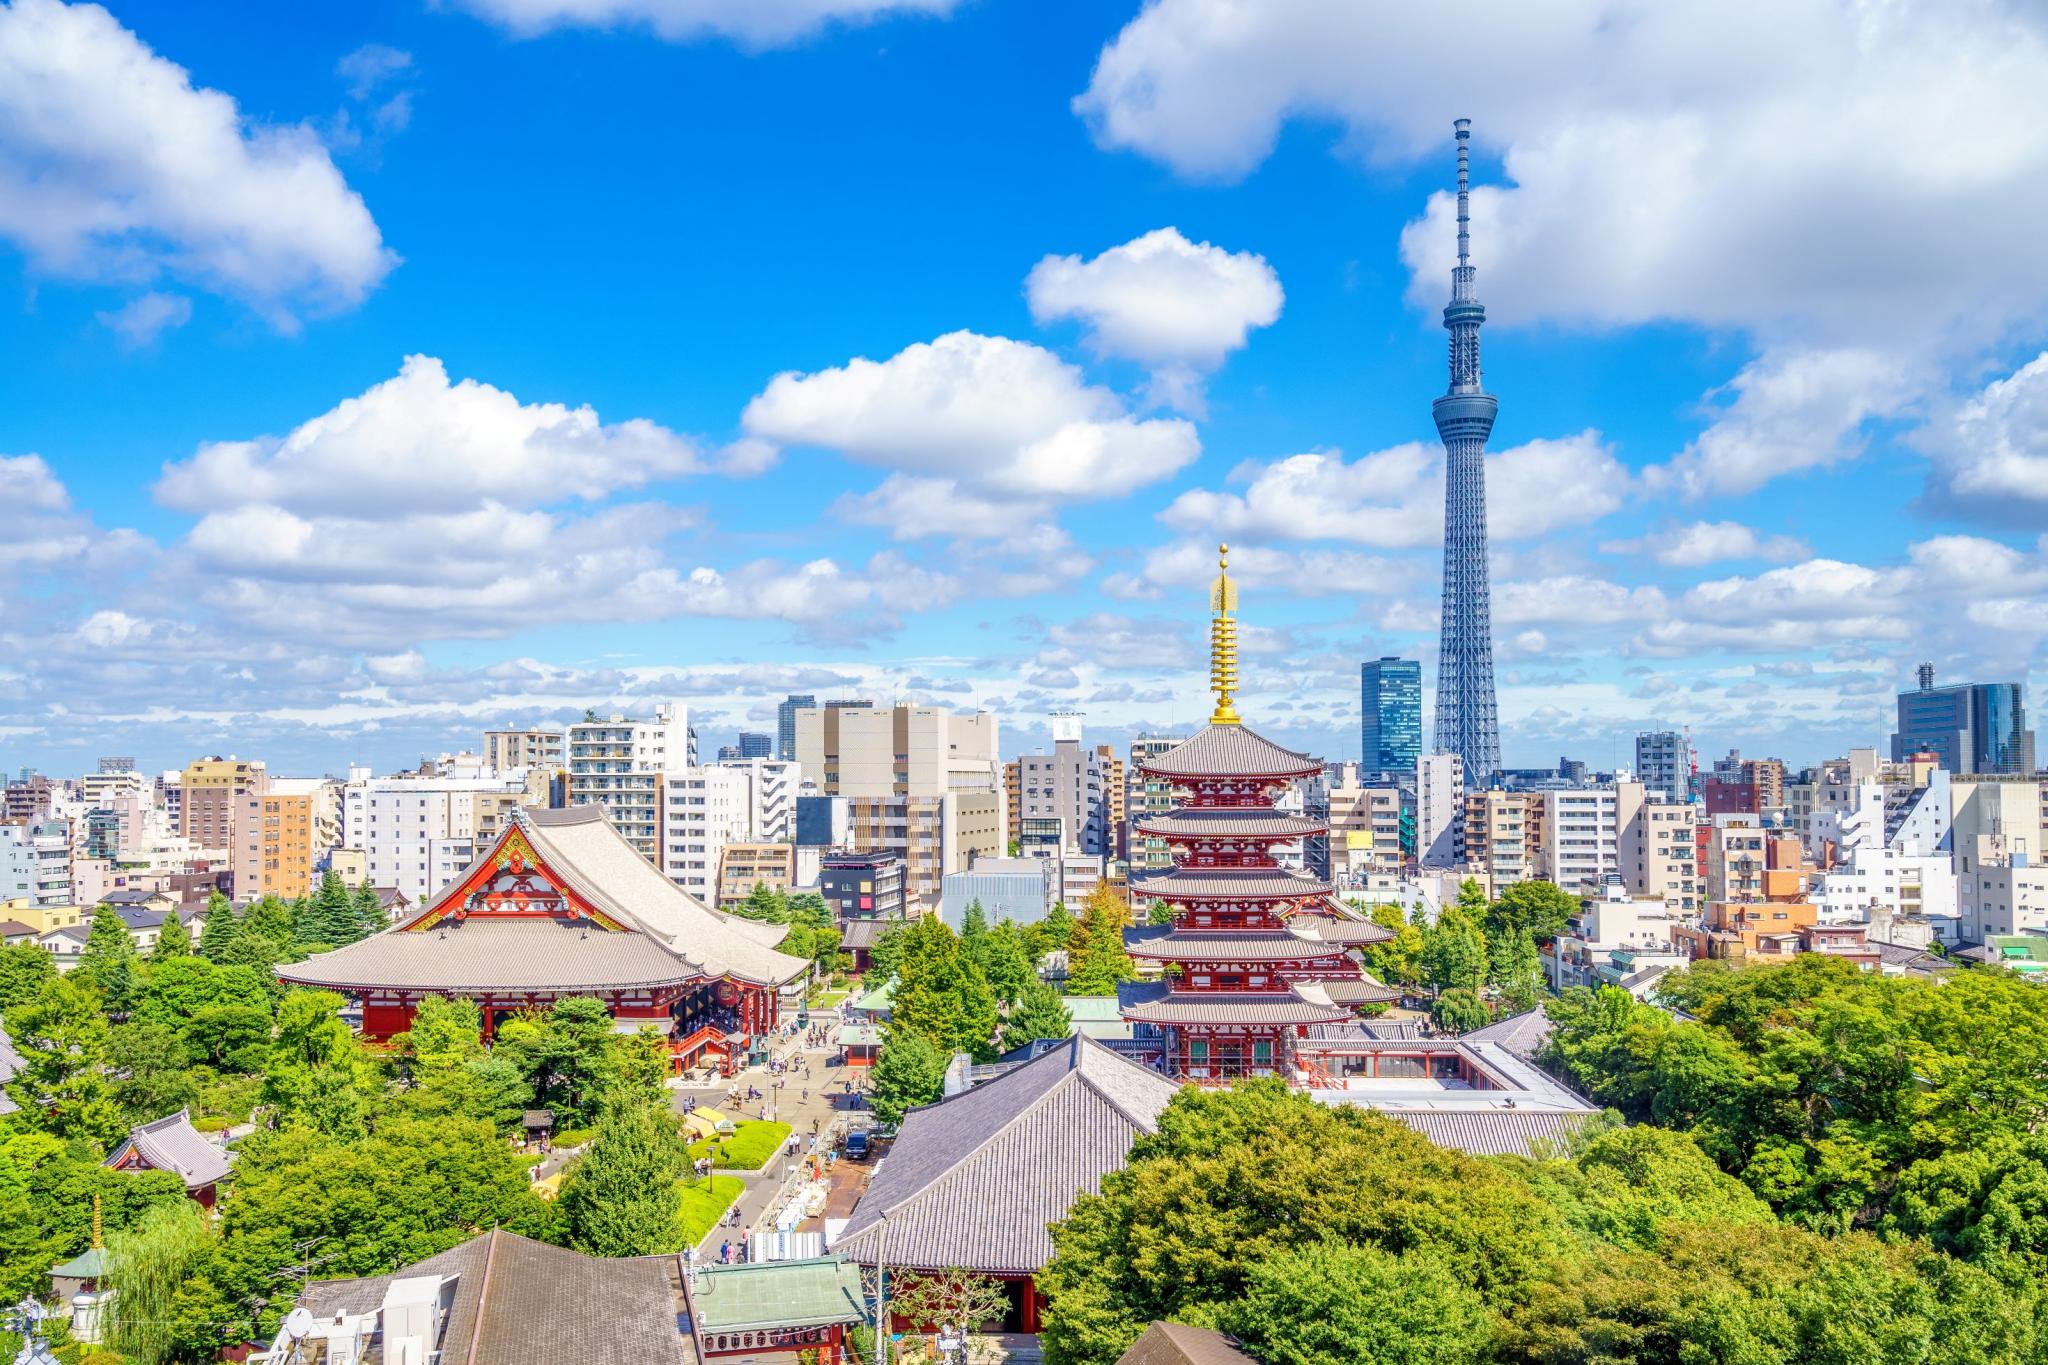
[277,918,705,993]
[104,1109,232,1190]
[1130,810,1325,841]
[1129,867,1334,901]
[1124,926,1348,961]
[1116,980,1351,1025]
[1287,913,1396,946]
[1137,724,1320,780]
[1316,975,1404,1005]
[836,1034,1177,1275]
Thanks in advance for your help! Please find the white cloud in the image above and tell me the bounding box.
[1604,520,1807,567]
[95,291,191,348]
[453,0,958,48]
[1642,347,1917,498]
[1025,227,1282,410]
[157,355,707,516]
[1161,430,1624,547]
[336,44,412,100]
[1917,351,2048,511]
[742,330,1200,506]
[1082,1,2048,348]
[1108,539,1412,601]
[0,0,395,320]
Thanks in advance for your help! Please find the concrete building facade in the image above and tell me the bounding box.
[566,703,696,862]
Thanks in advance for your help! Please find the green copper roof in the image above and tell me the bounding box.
[691,1256,866,1331]
[51,1247,109,1279]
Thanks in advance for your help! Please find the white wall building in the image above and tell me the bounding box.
[1416,753,1464,869]
[567,703,697,862]
[1546,886,1689,993]
[1539,788,1619,890]
[341,772,541,906]
[661,766,755,905]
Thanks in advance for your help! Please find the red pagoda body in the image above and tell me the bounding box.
[1119,546,1392,1083]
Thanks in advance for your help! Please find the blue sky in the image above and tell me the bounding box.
[5,0,2048,778]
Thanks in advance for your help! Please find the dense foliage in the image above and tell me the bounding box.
[1545,958,2048,1263]
[0,892,734,1360]
[1359,878,1560,1032]
[1039,1080,2048,1365]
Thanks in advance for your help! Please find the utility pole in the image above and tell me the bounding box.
[873,1212,890,1365]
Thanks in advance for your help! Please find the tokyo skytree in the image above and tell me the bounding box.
[1430,118,1501,786]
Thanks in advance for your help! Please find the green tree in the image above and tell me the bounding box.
[980,921,1035,1004]
[261,989,369,1136]
[1419,897,1488,996]
[1032,901,1075,960]
[1065,886,1134,996]
[889,916,969,1049]
[495,997,619,1125]
[108,1019,202,1123]
[76,902,141,1014]
[1487,929,1544,1016]
[350,882,386,935]
[0,943,55,1010]
[1225,1242,1493,1365]
[561,1099,688,1256]
[1431,987,1489,1035]
[1359,901,1423,989]
[1145,899,1173,926]
[0,1132,186,1304]
[295,870,366,949]
[3,977,124,1144]
[150,910,193,963]
[104,1201,215,1365]
[1486,879,1578,944]
[223,894,299,975]
[867,921,910,982]
[1001,979,1073,1054]
[197,892,238,962]
[737,881,791,923]
[869,1029,947,1127]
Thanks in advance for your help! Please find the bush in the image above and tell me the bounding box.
[687,1121,792,1171]
[551,1126,596,1149]
[677,1174,745,1243]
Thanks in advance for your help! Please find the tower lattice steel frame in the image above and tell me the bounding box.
[1430,118,1501,787]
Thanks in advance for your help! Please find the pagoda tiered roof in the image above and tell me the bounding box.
[1130,809,1326,841]
[1137,723,1320,780]
[1125,925,1349,962]
[1129,867,1334,901]
[1118,980,1351,1026]
[1287,913,1397,946]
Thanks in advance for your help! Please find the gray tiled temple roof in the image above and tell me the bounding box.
[1317,975,1403,1005]
[836,1034,1178,1275]
[1130,868,1334,901]
[1117,1323,1262,1365]
[105,1110,232,1190]
[1130,810,1325,841]
[1460,1007,1555,1061]
[1287,913,1396,945]
[290,1229,692,1365]
[1382,1109,1595,1158]
[278,918,705,993]
[1137,725,1320,779]
[280,807,808,995]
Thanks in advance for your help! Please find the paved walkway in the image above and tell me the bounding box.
[673,1016,871,1259]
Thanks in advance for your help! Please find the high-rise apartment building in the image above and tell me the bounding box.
[1416,753,1466,868]
[661,765,755,905]
[1463,789,1541,883]
[1893,667,2035,775]
[795,702,1003,908]
[1633,731,1690,802]
[735,732,773,760]
[235,778,337,903]
[343,769,548,905]
[1125,734,1185,869]
[1616,780,1699,912]
[1359,657,1423,780]
[566,703,696,861]
[1538,788,1619,890]
[1430,120,1502,787]
[482,728,564,773]
[180,757,267,853]
[1012,713,1111,857]
[776,695,817,762]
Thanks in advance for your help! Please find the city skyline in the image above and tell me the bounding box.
[7,2,2048,777]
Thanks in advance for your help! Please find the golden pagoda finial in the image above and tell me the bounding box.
[92,1193,103,1251]
[1208,543,1241,725]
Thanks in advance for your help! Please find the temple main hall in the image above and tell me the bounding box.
[278,806,810,1073]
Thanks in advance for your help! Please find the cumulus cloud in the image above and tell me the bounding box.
[0,0,394,320]
[1603,520,1807,568]
[452,0,958,48]
[1642,348,1918,499]
[1104,539,1413,601]
[157,355,706,516]
[1916,351,2048,514]
[742,330,1199,511]
[1161,430,1624,547]
[1026,227,1282,409]
[95,292,191,348]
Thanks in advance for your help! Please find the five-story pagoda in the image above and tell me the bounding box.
[1119,546,1389,1082]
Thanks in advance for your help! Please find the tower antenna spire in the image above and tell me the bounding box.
[1455,116,1471,272]
[1208,544,1241,725]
